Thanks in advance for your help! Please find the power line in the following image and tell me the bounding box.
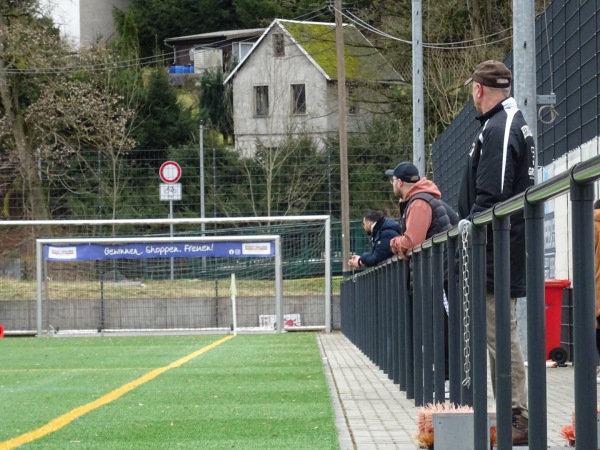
[2,6,513,75]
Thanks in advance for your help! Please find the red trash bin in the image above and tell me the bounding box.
[544,279,571,363]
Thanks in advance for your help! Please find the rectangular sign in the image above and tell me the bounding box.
[45,241,274,261]
[160,183,182,201]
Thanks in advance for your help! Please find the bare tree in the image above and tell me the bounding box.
[0,5,139,224]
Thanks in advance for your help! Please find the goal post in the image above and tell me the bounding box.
[36,235,284,337]
[15,215,331,337]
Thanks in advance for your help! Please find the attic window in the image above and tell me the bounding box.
[273,34,285,57]
[254,85,269,117]
[291,84,306,115]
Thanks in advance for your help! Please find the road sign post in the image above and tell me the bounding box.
[159,161,182,280]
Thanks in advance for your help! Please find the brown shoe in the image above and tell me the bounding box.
[512,410,529,446]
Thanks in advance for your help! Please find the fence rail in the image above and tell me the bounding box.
[341,153,600,449]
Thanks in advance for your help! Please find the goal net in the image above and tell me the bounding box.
[0,216,330,336]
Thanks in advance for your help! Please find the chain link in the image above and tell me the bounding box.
[460,221,472,388]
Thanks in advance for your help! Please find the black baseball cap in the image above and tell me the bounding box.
[384,162,420,182]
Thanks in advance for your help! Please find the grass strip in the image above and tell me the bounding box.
[0,334,338,449]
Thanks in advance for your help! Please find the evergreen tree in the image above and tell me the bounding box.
[131,68,196,168]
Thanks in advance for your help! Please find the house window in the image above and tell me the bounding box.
[291,84,306,115]
[348,102,357,116]
[254,86,269,116]
[232,42,254,64]
[273,34,285,57]
[348,87,357,115]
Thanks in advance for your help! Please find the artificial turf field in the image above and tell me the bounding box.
[0,333,339,449]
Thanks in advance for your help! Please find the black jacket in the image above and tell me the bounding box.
[457,97,535,297]
[359,217,400,267]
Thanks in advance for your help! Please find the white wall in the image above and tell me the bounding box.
[543,137,600,282]
[232,26,333,154]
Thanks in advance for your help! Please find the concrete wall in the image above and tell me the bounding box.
[0,295,341,333]
[80,0,132,44]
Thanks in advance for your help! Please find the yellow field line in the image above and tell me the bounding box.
[0,334,235,450]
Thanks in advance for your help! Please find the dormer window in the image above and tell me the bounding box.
[273,34,285,57]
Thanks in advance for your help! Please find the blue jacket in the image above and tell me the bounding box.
[359,217,401,267]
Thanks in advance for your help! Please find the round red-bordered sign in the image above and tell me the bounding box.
[159,161,181,184]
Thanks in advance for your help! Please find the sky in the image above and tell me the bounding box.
[45,0,80,43]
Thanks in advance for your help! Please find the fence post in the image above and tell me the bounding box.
[570,177,597,449]
[447,234,461,403]
[432,240,446,404]
[524,198,547,450]
[422,246,434,404]
[402,260,414,400]
[413,251,424,406]
[389,261,400,385]
[471,222,488,449]
[492,213,512,449]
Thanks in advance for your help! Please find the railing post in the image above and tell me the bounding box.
[447,234,461,403]
[471,222,488,449]
[492,213,512,449]
[395,259,406,390]
[422,246,434,404]
[524,196,547,450]
[402,259,414,400]
[412,251,424,406]
[390,261,400,385]
[384,264,392,378]
[370,270,377,362]
[432,240,446,404]
[570,177,597,449]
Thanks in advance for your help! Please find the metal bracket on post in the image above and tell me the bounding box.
[537,93,556,105]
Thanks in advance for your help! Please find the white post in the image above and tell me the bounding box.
[275,236,283,334]
[230,273,237,335]
[325,216,332,332]
[36,241,43,337]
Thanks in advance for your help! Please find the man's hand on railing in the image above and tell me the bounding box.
[390,236,410,260]
[348,254,361,269]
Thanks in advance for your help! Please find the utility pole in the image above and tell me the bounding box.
[513,0,539,184]
[334,0,351,276]
[412,0,425,176]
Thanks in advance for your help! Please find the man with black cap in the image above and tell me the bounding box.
[385,162,457,259]
[385,161,458,389]
[460,60,535,446]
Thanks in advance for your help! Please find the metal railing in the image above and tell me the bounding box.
[340,154,600,450]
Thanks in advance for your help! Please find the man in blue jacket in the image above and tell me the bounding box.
[348,210,400,269]
[459,60,535,446]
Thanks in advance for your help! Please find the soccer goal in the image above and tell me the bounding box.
[12,216,331,337]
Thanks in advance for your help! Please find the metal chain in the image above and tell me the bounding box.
[460,221,472,388]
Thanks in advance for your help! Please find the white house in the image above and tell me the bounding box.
[224,19,403,155]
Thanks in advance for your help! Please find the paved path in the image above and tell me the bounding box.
[318,332,577,449]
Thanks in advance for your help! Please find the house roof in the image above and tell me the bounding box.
[223,19,403,84]
[164,28,265,44]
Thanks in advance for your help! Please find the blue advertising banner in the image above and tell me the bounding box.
[45,241,274,261]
